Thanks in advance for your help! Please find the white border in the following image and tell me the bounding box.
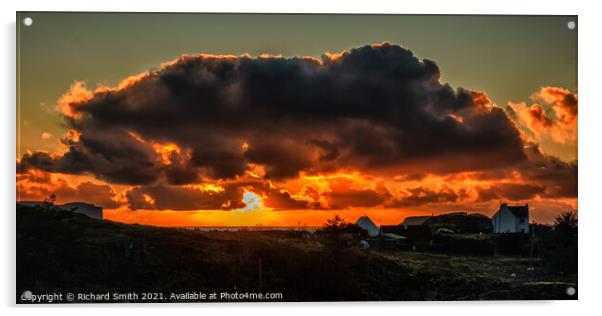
[2,0,601,315]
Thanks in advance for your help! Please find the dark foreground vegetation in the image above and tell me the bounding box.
[17,205,576,302]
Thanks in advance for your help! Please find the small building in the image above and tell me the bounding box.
[356,216,412,250]
[492,203,529,233]
[381,225,432,242]
[381,232,406,241]
[379,232,407,249]
[355,215,380,237]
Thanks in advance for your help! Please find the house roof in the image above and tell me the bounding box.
[506,205,529,218]
[355,216,380,236]
[381,233,406,240]
[381,225,432,239]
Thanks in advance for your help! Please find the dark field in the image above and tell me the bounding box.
[17,205,577,302]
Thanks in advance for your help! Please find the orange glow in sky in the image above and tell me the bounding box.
[16,40,577,227]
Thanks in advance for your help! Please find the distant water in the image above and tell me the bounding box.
[176,226,320,232]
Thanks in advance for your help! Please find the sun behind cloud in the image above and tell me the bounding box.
[16,43,577,225]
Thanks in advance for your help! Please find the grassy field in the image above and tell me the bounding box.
[375,251,575,300]
[16,205,577,302]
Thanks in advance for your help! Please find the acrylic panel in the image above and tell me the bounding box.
[16,12,578,303]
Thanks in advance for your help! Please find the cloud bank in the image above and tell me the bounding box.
[17,43,577,211]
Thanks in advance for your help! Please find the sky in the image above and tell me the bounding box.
[16,13,577,226]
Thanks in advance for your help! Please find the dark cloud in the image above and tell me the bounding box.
[17,171,120,209]
[125,177,274,211]
[264,190,318,210]
[520,144,577,198]
[18,130,161,185]
[323,179,391,209]
[125,176,318,211]
[126,184,244,211]
[66,182,121,209]
[469,143,577,200]
[477,183,545,202]
[189,147,246,179]
[17,43,577,211]
[388,186,460,208]
[18,43,529,185]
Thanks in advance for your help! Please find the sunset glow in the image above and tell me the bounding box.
[239,190,266,213]
[17,16,577,227]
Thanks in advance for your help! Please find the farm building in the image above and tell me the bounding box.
[381,225,432,241]
[355,215,380,237]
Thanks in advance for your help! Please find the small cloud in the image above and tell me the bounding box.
[41,132,53,140]
[508,86,577,144]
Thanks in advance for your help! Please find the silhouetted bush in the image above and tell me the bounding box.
[493,233,531,256]
[425,213,493,234]
[538,212,578,274]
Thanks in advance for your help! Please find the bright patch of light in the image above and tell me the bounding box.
[189,183,225,193]
[238,190,264,212]
[143,194,155,206]
[153,142,181,165]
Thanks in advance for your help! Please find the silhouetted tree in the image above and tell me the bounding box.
[553,211,578,236]
[44,194,56,205]
[530,222,553,235]
[326,214,345,230]
[539,211,578,274]
[316,215,366,250]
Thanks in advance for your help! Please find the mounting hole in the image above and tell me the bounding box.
[566,286,576,296]
[567,21,576,30]
[23,17,33,26]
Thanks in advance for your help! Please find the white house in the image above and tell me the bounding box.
[355,215,380,237]
[492,203,529,233]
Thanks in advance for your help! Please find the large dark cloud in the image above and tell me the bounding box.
[477,183,545,202]
[125,177,319,211]
[322,179,392,209]
[18,130,160,185]
[17,43,577,210]
[126,183,245,211]
[520,143,578,198]
[387,186,461,208]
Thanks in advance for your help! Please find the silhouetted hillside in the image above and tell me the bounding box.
[426,212,493,233]
[17,205,575,302]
